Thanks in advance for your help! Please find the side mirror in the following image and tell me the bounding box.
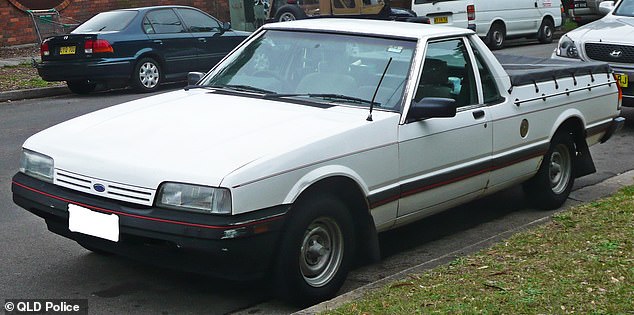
[221,22,231,32]
[599,1,615,15]
[406,97,456,123]
[187,72,205,86]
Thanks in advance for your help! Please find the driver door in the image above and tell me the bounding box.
[396,37,492,222]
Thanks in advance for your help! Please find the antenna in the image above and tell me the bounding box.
[367,57,393,122]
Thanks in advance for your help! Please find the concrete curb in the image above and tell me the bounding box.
[0,86,70,103]
[294,170,634,315]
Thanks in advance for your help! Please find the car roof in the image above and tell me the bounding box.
[116,5,199,12]
[263,19,474,40]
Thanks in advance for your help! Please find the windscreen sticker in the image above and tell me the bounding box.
[387,46,403,54]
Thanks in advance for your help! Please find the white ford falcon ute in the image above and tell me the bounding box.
[13,19,624,305]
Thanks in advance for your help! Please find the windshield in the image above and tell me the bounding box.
[200,30,417,111]
[72,11,137,32]
[614,0,634,17]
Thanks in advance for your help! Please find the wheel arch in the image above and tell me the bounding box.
[133,50,166,78]
[550,112,596,178]
[287,172,381,265]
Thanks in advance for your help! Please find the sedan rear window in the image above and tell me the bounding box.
[72,11,137,33]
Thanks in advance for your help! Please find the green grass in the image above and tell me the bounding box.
[326,186,634,314]
[562,18,578,32]
[0,63,62,92]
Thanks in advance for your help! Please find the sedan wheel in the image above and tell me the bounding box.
[132,58,161,93]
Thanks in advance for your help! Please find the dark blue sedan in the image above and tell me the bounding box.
[37,6,250,94]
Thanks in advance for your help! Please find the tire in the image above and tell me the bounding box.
[537,18,555,44]
[132,57,161,93]
[523,131,576,210]
[275,5,305,22]
[274,195,355,305]
[486,23,506,50]
[66,80,96,94]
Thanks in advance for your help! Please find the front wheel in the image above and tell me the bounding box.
[537,19,555,44]
[523,131,576,209]
[274,195,355,305]
[131,57,161,93]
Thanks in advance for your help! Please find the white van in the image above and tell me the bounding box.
[412,0,563,49]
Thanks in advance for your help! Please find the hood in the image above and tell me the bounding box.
[568,16,634,43]
[24,90,398,189]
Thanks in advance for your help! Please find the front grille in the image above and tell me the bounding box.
[55,169,156,206]
[585,43,634,63]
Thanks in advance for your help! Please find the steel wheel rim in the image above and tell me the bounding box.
[493,30,503,46]
[549,144,572,194]
[543,25,552,39]
[279,12,296,22]
[299,217,344,288]
[139,62,159,89]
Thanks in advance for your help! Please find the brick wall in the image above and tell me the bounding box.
[1,0,230,47]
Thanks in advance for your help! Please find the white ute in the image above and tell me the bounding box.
[12,19,624,305]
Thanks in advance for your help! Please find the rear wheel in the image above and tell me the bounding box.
[274,195,355,305]
[132,57,161,93]
[486,23,506,50]
[538,18,555,44]
[523,131,576,209]
[67,80,96,94]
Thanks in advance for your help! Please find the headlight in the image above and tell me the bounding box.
[19,149,54,183]
[556,35,579,59]
[156,182,232,214]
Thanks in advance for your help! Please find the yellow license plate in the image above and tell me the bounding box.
[615,73,628,88]
[59,46,76,55]
[434,16,448,24]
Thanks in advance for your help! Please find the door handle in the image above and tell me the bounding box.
[198,38,207,43]
[153,40,163,45]
[534,1,538,7]
[472,110,485,119]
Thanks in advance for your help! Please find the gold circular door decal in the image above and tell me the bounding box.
[520,119,529,138]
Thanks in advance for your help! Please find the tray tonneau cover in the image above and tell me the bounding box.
[495,54,611,87]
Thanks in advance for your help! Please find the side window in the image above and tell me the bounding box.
[145,9,185,34]
[142,17,155,34]
[177,8,221,32]
[415,38,477,107]
[470,41,502,104]
[334,0,356,9]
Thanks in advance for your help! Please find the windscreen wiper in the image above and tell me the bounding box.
[264,93,380,106]
[184,84,275,94]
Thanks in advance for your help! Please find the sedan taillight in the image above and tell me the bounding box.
[40,41,50,57]
[84,39,114,54]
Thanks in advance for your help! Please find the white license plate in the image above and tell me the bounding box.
[68,204,119,242]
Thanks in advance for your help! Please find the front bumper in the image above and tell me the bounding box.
[37,58,133,82]
[11,172,289,280]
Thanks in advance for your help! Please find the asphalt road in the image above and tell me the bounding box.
[1,41,632,315]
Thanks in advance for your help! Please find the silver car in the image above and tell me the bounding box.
[554,0,634,106]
